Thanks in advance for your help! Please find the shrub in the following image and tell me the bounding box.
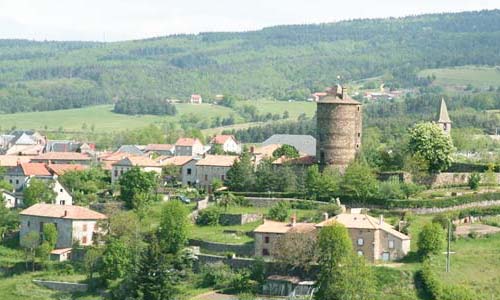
[196,207,221,226]
[418,260,474,300]
[267,202,290,222]
[201,262,234,288]
[417,223,445,260]
[468,173,481,190]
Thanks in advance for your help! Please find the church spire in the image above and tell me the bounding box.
[437,98,452,134]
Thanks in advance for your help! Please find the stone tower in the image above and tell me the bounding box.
[316,85,362,172]
[437,98,452,135]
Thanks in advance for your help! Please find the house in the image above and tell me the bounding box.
[47,164,88,176]
[175,138,205,157]
[145,144,175,156]
[115,145,146,156]
[316,210,410,262]
[210,135,241,154]
[262,135,317,157]
[0,155,32,167]
[254,215,316,257]
[98,152,135,170]
[31,152,92,165]
[2,190,17,208]
[45,140,95,154]
[190,94,202,104]
[4,163,73,206]
[111,156,162,183]
[195,155,238,189]
[19,203,107,249]
[1,130,45,156]
[158,156,198,186]
[250,144,282,166]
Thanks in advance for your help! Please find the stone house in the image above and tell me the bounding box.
[158,156,198,186]
[210,135,241,154]
[111,156,162,183]
[19,203,107,249]
[31,152,92,166]
[195,155,238,190]
[175,138,205,157]
[253,216,316,257]
[316,210,410,262]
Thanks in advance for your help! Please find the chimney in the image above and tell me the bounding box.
[323,212,329,221]
[379,215,384,225]
[290,214,297,227]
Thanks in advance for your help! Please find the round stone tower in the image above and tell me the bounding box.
[316,85,362,172]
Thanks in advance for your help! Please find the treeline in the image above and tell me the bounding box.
[113,98,177,116]
[2,10,500,112]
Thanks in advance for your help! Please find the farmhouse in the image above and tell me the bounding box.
[195,155,238,190]
[158,156,198,186]
[111,156,162,183]
[316,210,410,262]
[175,138,205,157]
[19,203,106,249]
[210,135,241,154]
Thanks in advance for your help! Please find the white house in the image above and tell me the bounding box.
[2,190,17,208]
[210,135,241,154]
[111,156,162,183]
[190,94,202,104]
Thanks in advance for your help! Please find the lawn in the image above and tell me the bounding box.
[419,66,500,90]
[189,221,260,244]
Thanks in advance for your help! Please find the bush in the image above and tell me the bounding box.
[418,260,474,300]
[201,262,234,289]
[267,202,290,222]
[196,207,221,226]
[468,173,481,190]
[417,223,445,260]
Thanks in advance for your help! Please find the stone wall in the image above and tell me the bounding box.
[245,197,327,208]
[424,172,500,188]
[196,253,256,270]
[33,280,88,292]
[396,200,500,215]
[219,213,262,226]
[188,239,255,256]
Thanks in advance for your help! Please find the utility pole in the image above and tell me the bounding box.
[446,219,452,272]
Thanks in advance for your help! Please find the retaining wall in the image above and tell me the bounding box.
[188,239,255,256]
[396,200,500,215]
[219,213,262,225]
[33,280,88,292]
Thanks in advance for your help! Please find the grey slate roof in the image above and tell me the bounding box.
[262,134,317,156]
[115,145,145,156]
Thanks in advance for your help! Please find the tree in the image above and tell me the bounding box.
[100,238,133,282]
[23,178,56,207]
[271,231,317,272]
[315,223,353,300]
[211,144,224,155]
[84,247,104,281]
[417,223,445,260]
[272,144,300,159]
[20,231,40,271]
[306,165,341,200]
[225,151,255,191]
[328,254,375,300]
[158,201,189,254]
[275,166,298,192]
[468,173,481,190]
[211,178,224,192]
[119,167,159,209]
[0,204,19,241]
[267,201,290,222]
[341,160,379,202]
[408,122,454,172]
[218,192,235,211]
[127,235,179,300]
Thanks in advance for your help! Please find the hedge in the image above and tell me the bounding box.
[418,260,474,300]
[386,192,500,209]
[445,162,500,173]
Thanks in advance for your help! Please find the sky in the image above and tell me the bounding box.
[0,0,499,41]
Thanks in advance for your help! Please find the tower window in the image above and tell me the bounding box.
[357,132,361,137]
[320,151,325,163]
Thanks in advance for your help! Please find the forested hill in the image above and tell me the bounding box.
[1,10,500,113]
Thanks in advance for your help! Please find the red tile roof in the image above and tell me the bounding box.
[0,155,32,167]
[175,138,202,147]
[20,203,107,220]
[33,152,91,161]
[196,155,237,167]
[20,163,51,176]
[211,135,235,145]
[158,156,194,166]
[47,164,88,176]
[191,94,201,99]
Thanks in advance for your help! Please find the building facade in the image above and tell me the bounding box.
[316,85,362,172]
[111,156,162,183]
[175,138,205,157]
[195,155,237,189]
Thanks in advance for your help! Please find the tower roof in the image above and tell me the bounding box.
[318,85,360,105]
[438,98,452,123]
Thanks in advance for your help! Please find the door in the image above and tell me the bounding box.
[382,252,390,261]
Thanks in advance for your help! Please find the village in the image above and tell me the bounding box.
[1,84,500,300]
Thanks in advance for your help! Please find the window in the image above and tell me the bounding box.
[262,249,270,256]
[320,151,325,163]
[357,132,361,137]
[187,168,192,175]
[9,179,12,184]
[388,240,394,249]
[83,224,88,232]
[82,236,87,244]
[60,200,65,205]
[204,175,208,181]
[60,189,63,192]
[15,180,19,184]
[27,221,30,227]
[114,170,118,177]
[357,250,363,256]
[357,238,364,246]
[221,175,225,181]
[264,236,270,244]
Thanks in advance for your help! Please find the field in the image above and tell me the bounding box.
[419,66,500,90]
[0,100,315,134]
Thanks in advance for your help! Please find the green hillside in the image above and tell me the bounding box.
[419,66,500,90]
[1,10,500,114]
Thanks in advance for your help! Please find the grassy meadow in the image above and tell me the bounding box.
[419,66,500,90]
[0,100,315,134]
